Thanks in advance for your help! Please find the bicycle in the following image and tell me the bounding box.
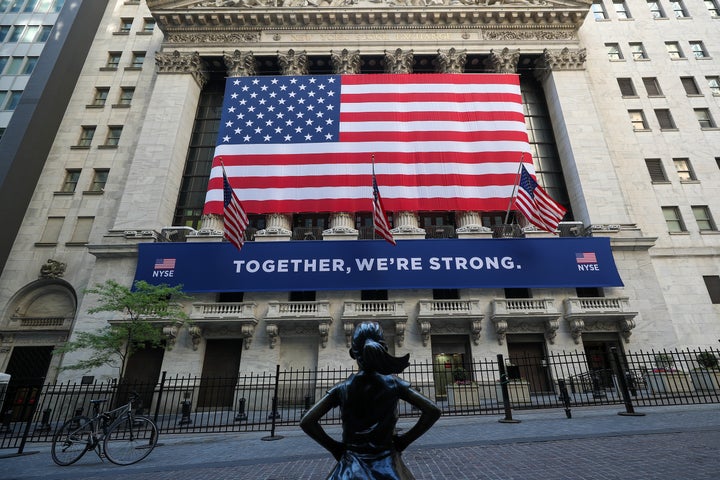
[51,392,159,466]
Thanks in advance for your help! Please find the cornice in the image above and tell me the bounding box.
[147,5,592,34]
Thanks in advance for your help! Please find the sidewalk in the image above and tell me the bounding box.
[3,403,719,479]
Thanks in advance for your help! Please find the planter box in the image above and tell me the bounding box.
[690,370,720,391]
[446,384,481,407]
[644,372,694,394]
[494,380,531,405]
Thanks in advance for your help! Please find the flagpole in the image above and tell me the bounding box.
[503,152,526,225]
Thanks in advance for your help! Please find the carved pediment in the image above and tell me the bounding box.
[148,0,593,33]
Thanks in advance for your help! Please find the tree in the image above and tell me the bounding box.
[57,280,190,380]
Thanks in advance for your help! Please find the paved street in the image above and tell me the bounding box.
[2,403,719,479]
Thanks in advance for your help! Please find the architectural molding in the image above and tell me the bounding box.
[433,47,466,73]
[223,50,258,76]
[154,50,209,88]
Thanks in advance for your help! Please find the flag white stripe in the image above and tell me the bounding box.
[340,102,524,114]
[342,82,521,95]
[214,141,531,156]
[338,121,526,133]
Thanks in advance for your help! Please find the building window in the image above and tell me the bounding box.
[433,289,460,300]
[38,217,64,244]
[104,126,123,146]
[669,0,689,16]
[289,291,316,302]
[19,25,39,42]
[142,17,155,33]
[4,91,22,110]
[643,77,662,96]
[695,108,717,128]
[23,0,39,12]
[77,126,95,147]
[37,25,52,42]
[665,41,684,59]
[361,290,388,301]
[88,169,108,192]
[645,158,668,182]
[591,1,608,18]
[673,158,696,181]
[704,276,720,304]
[630,42,648,59]
[116,87,134,106]
[4,56,24,75]
[129,51,145,68]
[613,0,632,17]
[8,26,23,42]
[655,109,676,129]
[689,41,709,59]
[0,56,7,73]
[21,56,37,74]
[68,217,93,244]
[629,110,648,130]
[52,0,64,12]
[606,43,623,60]
[118,17,132,34]
[662,206,686,233]
[705,0,720,16]
[647,0,666,17]
[90,87,109,107]
[681,77,701,95]
[692,206,717,231]
[505,288,532,299]
[617,77,637,96]
[707,76,720,95]
[60,169,81,193]
[105,52,121,69]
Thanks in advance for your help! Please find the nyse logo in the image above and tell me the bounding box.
[153,258,176,277]
[576,252,599,272]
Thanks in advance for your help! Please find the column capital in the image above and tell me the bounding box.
[483,47,520,74]
[155,50,208,88]
[277,49,308,75]
[535,47,587,80]
[224,50,258,77]
[434,48,467,74]
[384,48,414,74]
[330,49,361,74]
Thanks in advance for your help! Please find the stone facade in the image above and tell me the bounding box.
[0,0,718,384]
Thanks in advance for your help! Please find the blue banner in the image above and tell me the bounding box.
[133,238,623,293]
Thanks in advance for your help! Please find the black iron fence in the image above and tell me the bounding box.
[2,347,720,451]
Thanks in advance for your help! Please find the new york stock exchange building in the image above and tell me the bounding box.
[1,0,719,409]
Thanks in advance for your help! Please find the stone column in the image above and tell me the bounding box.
[381,49,425,238]
[433,48,493,238]
[254,49,309,241]
[322,49,363,240]
[535,48,632,225]
[198,51,259,236]
[484,47,520,74]
[111,51,208,232]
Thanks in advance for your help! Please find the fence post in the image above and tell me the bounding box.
[557,379,572,419]
[262,365,284,441]
[497,354,520,424]
[611,347,645,417]
[153,371,166,427]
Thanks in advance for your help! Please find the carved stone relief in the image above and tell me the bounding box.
[155,50,209,88]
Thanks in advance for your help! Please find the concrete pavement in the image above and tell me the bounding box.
[2,403,719,479]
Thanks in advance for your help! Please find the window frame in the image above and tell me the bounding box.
[87,168,109,193]
[694,108,717,128]
[689,41,709,59]
[90,87,109,107]
[645,158,668,182]
[606,43,624,60]
[76,125,96,147]
[662,206,687,233]
[665,41,685,59]
[680,76,701,95]
[654,109,676,130]
[647,0,666,17]
[628,109,649,130]
[669,0,689,17]
[707,76,720,95]
[643,77,663,96]
[617,77,637,97]
[630,42,648,60]
[673,157,697,181]
[692,205,717,232]
[104,125,123,147]
[613,0,632,18]
[60,169,81,193]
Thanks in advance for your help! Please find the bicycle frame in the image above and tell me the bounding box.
[84,399,135,459]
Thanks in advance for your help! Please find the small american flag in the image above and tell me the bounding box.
[576,252,598,264]
[222,165,250,251]
[372,160,396,246]
[513,164,567,234]
[154,258,176,270]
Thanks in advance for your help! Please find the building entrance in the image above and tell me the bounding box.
[198,339,242,409]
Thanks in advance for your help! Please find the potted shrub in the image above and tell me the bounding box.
[690,351,720,391]
[446,366,481,407]
[644,353,694,394]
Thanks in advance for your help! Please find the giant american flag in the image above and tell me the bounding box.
[203,73,533,215]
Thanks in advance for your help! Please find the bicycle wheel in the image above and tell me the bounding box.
[103,415,158,465]
[51,416,92,466]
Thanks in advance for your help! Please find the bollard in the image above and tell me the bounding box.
[178,400,193,425]
[497,354,521,424]
[610,347,645,416]
[235,397,248,422]
[557,379,572,419]
[35,408,52,433]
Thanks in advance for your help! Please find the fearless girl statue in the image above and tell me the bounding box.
[300,322,441,479]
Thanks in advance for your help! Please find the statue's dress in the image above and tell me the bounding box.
[324,371,414,480]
